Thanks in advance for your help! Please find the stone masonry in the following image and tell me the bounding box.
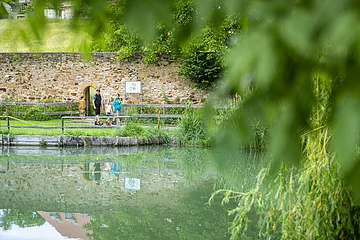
[0,52,208,104]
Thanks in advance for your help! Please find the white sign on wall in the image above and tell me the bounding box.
[125,81,142,94]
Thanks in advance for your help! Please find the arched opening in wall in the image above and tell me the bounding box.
[79,83,98,116]
[85,87,97,116]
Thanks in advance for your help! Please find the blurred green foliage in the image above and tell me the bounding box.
[7,0,360,238]
[1,0,15,4]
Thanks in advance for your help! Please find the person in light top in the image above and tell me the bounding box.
[105,99,112,126]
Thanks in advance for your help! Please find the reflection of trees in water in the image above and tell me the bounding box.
[173,147,213,183]
[0,209,45,231]
[212,150,267,192]
[84,182,233,240]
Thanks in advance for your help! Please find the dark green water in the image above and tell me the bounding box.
[0,146,264,240]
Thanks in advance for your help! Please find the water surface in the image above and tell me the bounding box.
[0,146,264,240]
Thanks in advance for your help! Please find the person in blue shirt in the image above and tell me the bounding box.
[112,94,122,125]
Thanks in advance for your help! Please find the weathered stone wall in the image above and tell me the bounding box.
[0,52,208,104]
[0,134,166,146]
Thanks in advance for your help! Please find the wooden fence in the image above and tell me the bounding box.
[0,102,211,116]
[0,102,226,133]
[0,113,181,134]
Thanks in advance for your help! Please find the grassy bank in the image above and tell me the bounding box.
[0,119,173,142]
[0,19,90,52]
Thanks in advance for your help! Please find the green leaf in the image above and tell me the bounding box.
[322,11,358,60]
[279,10,315,59]
[226,29,278,92]
[269,102,301,172]
[255,33,278,90]
[196,0,219,27]
[332,93,360,173]
[0,3,8,18]
[124,0,174,42]
[226,33,256,92]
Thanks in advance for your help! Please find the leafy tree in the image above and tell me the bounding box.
[91,0,241,88]
[119,0,360,238]
[7,0,360,238]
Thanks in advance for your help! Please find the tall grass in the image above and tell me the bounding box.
[175,106,212,147]
[211,76,360,239]
[174,99,269,149]
[212,130,359,239]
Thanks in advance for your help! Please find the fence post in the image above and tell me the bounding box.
[158,110,161,129]
[62,117,65,135]
[7,116,10,132]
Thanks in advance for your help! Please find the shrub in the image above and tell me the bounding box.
[179,50,223,88]
[116,122,145,137]
[176,106,212,146]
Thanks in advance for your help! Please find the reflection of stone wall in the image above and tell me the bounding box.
[0,161,185,212]
[38,212,91,240]
[0,52,208,104]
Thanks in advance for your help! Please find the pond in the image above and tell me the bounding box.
[0,146,266,240]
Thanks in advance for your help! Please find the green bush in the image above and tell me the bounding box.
[179,50,223,88]
[215,101,269,151]
[176,106,212,147]
[1,102,77,121]
[116,122,145,137]
[145,127,171,144]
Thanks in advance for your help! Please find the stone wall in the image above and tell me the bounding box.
[0,52,208,104]
[0,134,166,146]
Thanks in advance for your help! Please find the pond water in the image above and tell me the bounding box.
[0,146,265,240]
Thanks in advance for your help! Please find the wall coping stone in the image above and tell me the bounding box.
[1,134,166,147]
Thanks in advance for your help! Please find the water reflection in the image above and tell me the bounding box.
[0,209,87,240]
[0,209,45,230]
[39,212,91,240]
[0,146,266,240]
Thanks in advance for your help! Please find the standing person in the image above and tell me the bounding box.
[105,99,112,126]
[112,94,122,125]
[92,89,103,125]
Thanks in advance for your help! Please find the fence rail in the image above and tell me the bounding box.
[0,102,209,116]
[0,102,225,109]
[1,102,225,118]
[0,113,180,134]
[0,103,226,133]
